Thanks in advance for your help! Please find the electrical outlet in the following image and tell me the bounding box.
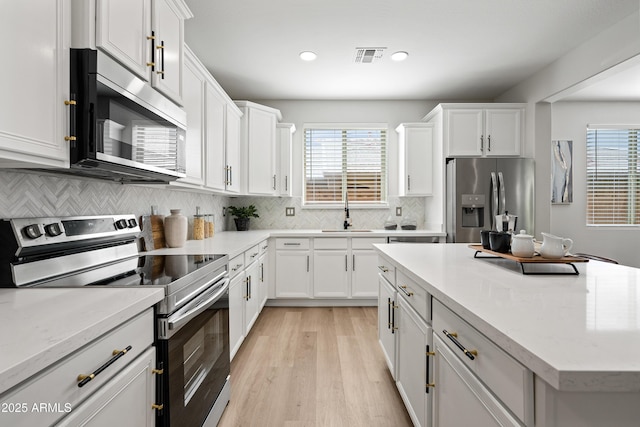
[285,207,295,216]
[396,207,402,216]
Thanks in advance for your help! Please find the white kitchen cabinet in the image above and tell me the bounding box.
[257,240,269,309]
[244,255,261,333]
[0,0,70,168]
[235,101,282,195]
[423,104,525,158]
[351,238,386,297]
[204,82,227,191]
[56,347,156,427]
[396,123,434,196]
[378,271,397,380]
[313,250,350,297]
[91,0,192,105]
[396,295,433,427]
[275,239,311,298]
[176,47,205,186]
[433,335,521,427]
[224,106,242,193]
[276,123,296,197]
[229,265,246,360]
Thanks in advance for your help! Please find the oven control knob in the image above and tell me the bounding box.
[44,222,64,237]
[23,224,43,239]
[115,219,128,230]
[127,219,137,228]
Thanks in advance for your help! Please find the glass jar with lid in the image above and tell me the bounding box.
[193,206,205,240]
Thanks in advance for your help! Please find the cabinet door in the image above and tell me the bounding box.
[225,108,242,193]
[433,335,521,427]
[179,51,204,186]
[151,0,183,104]
[245,260,261,333]
[484,109,522,156]
[397,296,432,427]
[96,0,151,80]
[0,0,69,168]
[258,252,268,310]
[204,85,226,191]
[229,272,245,360]
[378,275,397,380]
[351,250,379,297]
[247,108,277,195]
[275,251,310,298]
[56,347,156,427]
[445,109,484,157]
[402,126,433,196]
[313,250,349,297]
[277,124,294,196]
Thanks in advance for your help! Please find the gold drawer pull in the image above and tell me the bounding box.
[64,100,76,106]
[399,285,414,297]
[64,136,77,141]
[151,403,164,410]
[443,330,477,360]
[77,345,132,387]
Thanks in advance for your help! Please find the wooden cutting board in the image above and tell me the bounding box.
[140,215,166,250]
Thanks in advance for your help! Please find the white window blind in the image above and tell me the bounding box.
[304,127,387,205]
[586,127,639,225]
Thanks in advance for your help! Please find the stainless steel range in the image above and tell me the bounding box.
[0,214,231,427]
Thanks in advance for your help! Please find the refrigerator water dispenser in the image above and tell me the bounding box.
[461,194,485,228]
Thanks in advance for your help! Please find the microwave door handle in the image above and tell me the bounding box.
[167,277,230,331]
[498,171,506,214]
[490,172,498,228]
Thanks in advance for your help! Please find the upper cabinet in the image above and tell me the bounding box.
[396,123,434,196]
[424,104,525,158]
[276,123,296,197]
[82,0,192,105]
[172,46,243,194]
[0,0,71,168]
[235,101,283,196]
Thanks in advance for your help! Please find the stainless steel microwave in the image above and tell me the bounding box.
[68,49,186,183]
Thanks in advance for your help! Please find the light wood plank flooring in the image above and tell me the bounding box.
[219,306,412,427]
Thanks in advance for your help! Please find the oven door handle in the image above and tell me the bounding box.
[167,277,230,331]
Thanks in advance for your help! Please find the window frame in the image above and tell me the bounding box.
[586,124,640,227]
[302,123,389,209]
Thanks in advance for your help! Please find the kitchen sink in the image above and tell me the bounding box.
[321,229,373,232]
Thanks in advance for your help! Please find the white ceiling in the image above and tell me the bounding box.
[183,0,639,101]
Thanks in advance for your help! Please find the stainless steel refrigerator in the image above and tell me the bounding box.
[446,158,535,243]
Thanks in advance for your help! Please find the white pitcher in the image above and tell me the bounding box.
[540,232,573,259]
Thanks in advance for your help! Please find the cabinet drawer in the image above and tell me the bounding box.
[258,239,269,254]
[229,253,245,278]
[432,299,533,425]
[0,309,154,427]
[275,238,309,250]
[245,244,261,264]
[314,237,348,250]
[396,270,429,322]
[377,259,395,286]
[352,237,386,249]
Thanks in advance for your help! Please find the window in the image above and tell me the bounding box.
[586,126,639,225]
[303,125,387,205]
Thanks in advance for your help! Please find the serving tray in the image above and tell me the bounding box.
[469,244,589,275]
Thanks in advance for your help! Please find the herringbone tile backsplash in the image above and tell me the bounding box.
[0,171,230,232]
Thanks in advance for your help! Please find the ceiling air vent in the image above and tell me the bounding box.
[354,47,386,63]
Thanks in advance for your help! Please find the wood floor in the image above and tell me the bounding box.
[219,306,413,427]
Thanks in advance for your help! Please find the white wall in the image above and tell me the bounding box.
[235,100,444,230]
[550,102,640,267]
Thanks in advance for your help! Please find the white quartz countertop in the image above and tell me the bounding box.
[374,243,640,392]
[0,288,164,395]
[145,229,445,257]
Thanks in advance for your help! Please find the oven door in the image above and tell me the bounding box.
[156,279,230,427]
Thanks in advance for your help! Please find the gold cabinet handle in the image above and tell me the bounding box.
[64,136,77,141]
[64,100,76,106]
[399,285,414,297]
[151,404,164,410]
[146,62,155,67]
[426,351,435,356]
[152,368,164,375]
[77,345,132,387]
[443,330,478,360]
[426,383,435,388]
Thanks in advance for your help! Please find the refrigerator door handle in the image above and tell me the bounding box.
[491,172,498,230]
[498,171,506,214]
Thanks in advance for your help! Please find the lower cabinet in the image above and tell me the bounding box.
[378,273,397,379]
[244,257,261,332]
[433,335,521,427]
[56,347,156,427]
[351,248,381,297]
[275,239,311,298]
[229,270,246,360]
[313,249,349,297]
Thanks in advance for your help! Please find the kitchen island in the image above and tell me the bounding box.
[375,242,640,426]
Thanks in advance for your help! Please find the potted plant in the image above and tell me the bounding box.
[228,205,259,231]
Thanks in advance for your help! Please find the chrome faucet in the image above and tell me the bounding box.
[343,191,352,230]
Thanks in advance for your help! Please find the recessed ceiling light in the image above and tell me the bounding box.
[299,51,317,61]
[391,51,409,62]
